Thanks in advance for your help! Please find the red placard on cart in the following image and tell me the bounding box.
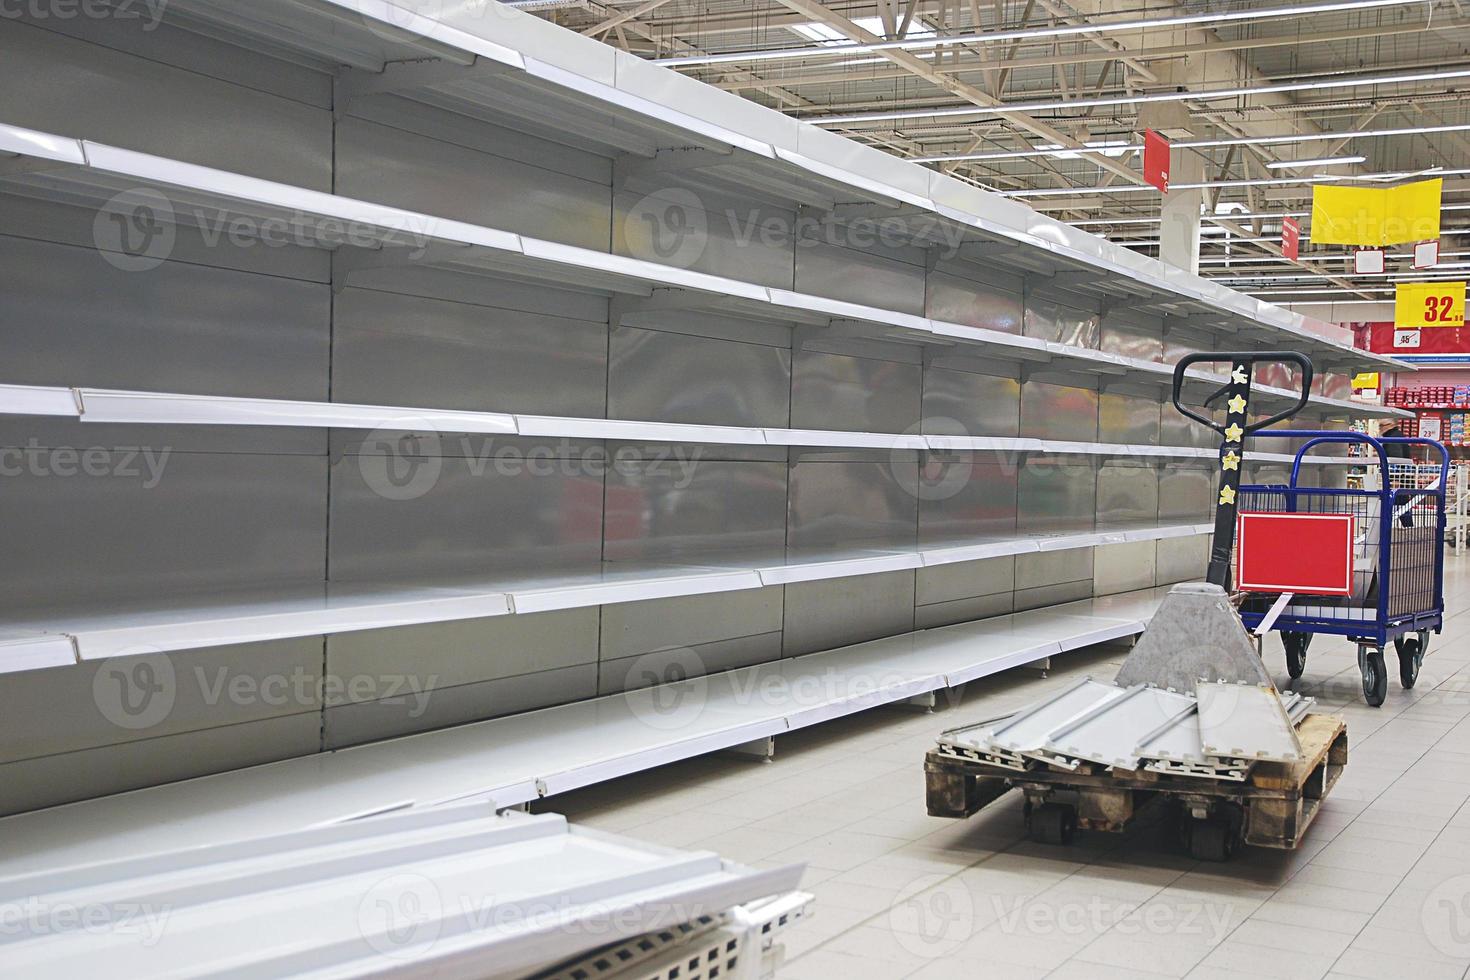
[1236,512,1356,595]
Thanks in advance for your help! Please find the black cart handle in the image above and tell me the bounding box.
[1171,351,1314,434]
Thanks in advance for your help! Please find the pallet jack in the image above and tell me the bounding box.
[925,353,1349,861]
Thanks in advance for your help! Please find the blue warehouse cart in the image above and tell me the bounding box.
[1169,351,1447,707]
[1236,432,1447,707]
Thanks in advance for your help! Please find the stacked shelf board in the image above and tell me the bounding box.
[0,805,812,979]
[0,2,1399,818]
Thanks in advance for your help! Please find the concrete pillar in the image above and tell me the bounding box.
[1159,150,1204,275]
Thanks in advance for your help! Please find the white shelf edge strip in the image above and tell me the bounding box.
[0,123,1401,419]
[316,0,1404,373]
[0,384,1377,459]
[0,526,1205,667]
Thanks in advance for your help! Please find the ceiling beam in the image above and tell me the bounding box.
[770,0,1148,187]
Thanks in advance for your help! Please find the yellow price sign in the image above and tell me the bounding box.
[1352,372,1380,390]
[1396,281,1465,328]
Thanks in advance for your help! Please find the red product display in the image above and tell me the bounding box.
[1236,513,1356,596]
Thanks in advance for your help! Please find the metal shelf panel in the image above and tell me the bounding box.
[765,428,928,450]
[0,524,1208,673]
[0,122,85,164]
[516,414,766,445]
[0,128,1408,418]
[0,587,1171,879]
[0,383,79,417]
[78,389,518,434]
[509,568,766,615]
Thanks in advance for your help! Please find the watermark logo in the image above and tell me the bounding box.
[625,648,708,732]
[359,423,444,502]
[92,650,176,730]
[893,417,974,502]
[625,188,709,270]
[1423,874,1470,958]
[0,898,172,945]
[93,188,437,273]
[95,189,176,272]
[990,895,1234,942]
[358,873,443,959]
[0,442,171,488]
[0,0,169,30]
[889,874,975,957]
[355,431,705,502]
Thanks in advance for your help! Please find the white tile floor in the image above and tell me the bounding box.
[537,555,1470,980]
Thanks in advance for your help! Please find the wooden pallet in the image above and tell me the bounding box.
[925,714,1347,851]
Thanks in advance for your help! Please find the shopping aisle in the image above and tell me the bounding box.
[538,554,1470,980]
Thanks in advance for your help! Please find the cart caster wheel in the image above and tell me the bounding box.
[1187,819,1236,862]
[1395,636,1423,689]
[1283,631,1310,679]
[1028,803,1076,846]
[1362,649,1388,707]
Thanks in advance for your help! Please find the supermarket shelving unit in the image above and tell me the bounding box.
[0,0,1406,822]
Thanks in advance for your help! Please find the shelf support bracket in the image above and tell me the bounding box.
[335,55,503,119]
[612,147,738,190]
[0,155,73,178]
[331,241,475,293]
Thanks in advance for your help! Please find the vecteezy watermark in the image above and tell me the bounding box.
[0,441,171,488]
[0,0,169,30]
[1423,873,1470,958]
[624,648,709,732]
[93,188,437,273]
[888,874,976,958]
[623,188,970,270]
[356,875,730,962]
[990,896,1234,942]
[0,897,172,946]
[92,655,441,731]
[356,426,705,502]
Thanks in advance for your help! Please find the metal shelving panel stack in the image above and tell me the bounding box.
[0,0,1405,820]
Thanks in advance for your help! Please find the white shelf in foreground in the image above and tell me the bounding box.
[0,806,804,980]
[0,586,1170,877]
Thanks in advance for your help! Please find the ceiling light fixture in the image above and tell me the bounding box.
[653,0,1426,67]
[1264,155,1366,169]
[913,124,1470,164]
[813,66,1470,126]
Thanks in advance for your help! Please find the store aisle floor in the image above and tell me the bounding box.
[537,554,1470,980]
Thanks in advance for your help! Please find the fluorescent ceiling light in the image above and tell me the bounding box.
[1006,168,1470,198]
[914,124,1470,164]
[1265,155,1366,169]
[815,66,1470,126]
[654,0,1425,67]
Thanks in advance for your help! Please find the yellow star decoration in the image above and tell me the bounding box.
[1219,486,1237,506]
[1221,450,1240,471]
[1231,366,1249,385]
[1224,422,1244,443]
[1227,395,1248,414]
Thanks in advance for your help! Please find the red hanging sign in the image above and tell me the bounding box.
[1143,129,1170,193]
[1281,217,1301,261]
[1236,513,1356,596]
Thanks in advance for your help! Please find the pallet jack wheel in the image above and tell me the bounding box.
[1282,631,1310,679]
[1028,802,1076,846]
[1186,819,1236,863]
[1394,635,1423,690]
[1361,648,1388,707]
